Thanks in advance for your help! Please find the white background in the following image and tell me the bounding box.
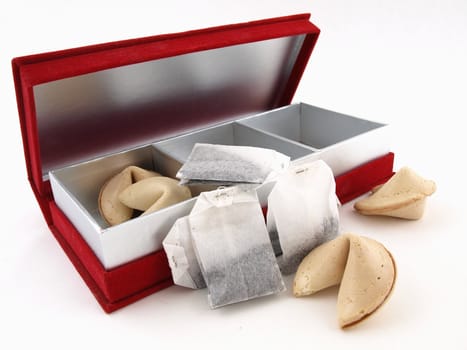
[1,0,467,349]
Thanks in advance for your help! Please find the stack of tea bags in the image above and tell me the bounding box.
[163,144,340,308]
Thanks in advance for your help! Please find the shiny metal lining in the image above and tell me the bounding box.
[34,35,305,175]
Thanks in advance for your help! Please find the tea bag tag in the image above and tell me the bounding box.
[195,186,235,208]
[210,187,234,207]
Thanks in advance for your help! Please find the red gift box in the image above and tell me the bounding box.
[12,13,394,313]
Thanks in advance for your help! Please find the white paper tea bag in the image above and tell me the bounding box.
[267,160,340,275]
[162,216,206,289]
[189,186,285,308]
[162,185,236,290]
[176,143,290,185]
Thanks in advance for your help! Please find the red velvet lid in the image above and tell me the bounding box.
[12,14,320,203]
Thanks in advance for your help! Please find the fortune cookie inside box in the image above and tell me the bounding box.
[49,145,197,269]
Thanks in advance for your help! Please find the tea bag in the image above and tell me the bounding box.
[162,216,206,289]
[267,160,340,275]
[162,185,257,290]
[189,186,285,308]
[162,184,235,290]
[176,143,290,185]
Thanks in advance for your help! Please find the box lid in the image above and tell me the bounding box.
[12,14,320,205]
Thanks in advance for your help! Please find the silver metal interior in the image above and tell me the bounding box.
[50,118,315,231]
[239,103,385,149]
[153,121,314,164]
[50,103,387,230]
[49,102,390,268]
[33,34,306,177]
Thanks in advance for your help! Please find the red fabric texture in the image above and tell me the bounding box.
[335,152,395,203]
[49,201,173,313]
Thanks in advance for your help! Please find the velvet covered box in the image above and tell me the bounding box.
[12,14,394,313]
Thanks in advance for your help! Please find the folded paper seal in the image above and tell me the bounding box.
[162,215,206,289]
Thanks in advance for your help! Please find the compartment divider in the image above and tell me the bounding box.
[152,120,316,164]
[234,121,319,156]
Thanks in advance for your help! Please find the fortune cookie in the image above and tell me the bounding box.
[293,234,396,328]
[354,166,436,220]
[98,166,160,226]
[118,176,192,216]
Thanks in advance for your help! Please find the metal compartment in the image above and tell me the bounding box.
[33,34,306,176]
[49,102,391,270]
[49,120,317,270]
[49,145,197,269]
[239,103,386,149]
[153,121,314,163]
[238,103,391,176]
